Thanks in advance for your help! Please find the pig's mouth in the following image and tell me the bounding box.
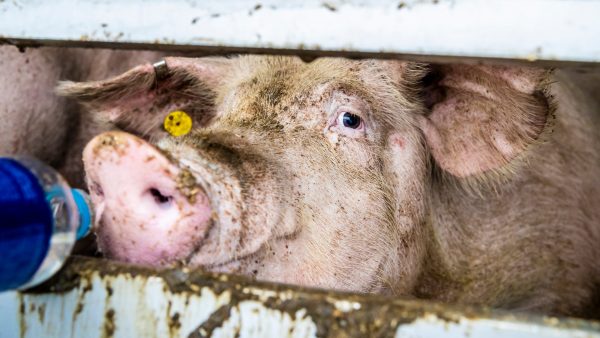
[83,131,228,267]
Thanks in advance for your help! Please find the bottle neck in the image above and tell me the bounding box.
[71,189,92,240]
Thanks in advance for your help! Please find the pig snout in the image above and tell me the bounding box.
[83,131,212,266]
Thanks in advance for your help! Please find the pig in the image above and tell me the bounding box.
[57,55,600,317]
[0,45,165,187]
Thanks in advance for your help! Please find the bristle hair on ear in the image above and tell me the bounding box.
[55,58,223,137]
[55,64,156,108]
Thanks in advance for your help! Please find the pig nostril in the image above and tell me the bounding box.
[91,181,104,197]
[149,188,173,205]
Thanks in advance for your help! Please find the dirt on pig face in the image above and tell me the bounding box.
[66,55,600,315]
[76,56,429,294]
[155,58,428,293]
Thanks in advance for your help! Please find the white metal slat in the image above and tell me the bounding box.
[1,0,600,64]
[0,257,599,338]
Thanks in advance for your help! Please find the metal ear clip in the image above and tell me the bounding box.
[152,59,169,81]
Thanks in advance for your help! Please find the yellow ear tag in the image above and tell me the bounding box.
[164,110,192,137]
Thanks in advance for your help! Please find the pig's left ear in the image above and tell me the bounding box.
[415,64,553,178]
[57,57,229,138]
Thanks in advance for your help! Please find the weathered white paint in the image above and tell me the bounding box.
[1,264,599,338]
[0,272,236,338]
[1,0,599,64]
[395,314,598,338]
[208,301,317,338]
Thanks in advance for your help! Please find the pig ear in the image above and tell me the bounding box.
[416,64,552,178]
[56,57,229,137]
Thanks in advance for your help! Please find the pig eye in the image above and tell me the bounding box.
[339,112,362,129]
[328,105,367,139]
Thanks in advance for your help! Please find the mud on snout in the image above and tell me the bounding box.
[83,131,212,266]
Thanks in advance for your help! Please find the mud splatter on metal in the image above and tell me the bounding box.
[0,256,599,337]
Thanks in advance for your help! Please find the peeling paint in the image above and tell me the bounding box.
[0,257,598,337]
[207,301,318,338]
[36,303,45,323]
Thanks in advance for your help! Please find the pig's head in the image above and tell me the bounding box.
[58,56,550,294]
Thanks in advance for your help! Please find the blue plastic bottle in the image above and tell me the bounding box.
[0,157,93,291]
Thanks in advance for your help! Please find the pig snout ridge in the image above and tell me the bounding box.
[82,131,212,266]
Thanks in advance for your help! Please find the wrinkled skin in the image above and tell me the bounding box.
[0,45,165,187]
[60,55,600,317]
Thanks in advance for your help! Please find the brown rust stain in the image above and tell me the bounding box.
[37,303,45,323]
[165,297,182,337]
[74,302,84,317]
[19,294,26,338]
[168,311,182,336]
[103,308,116,338]
[102,278,115,338]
